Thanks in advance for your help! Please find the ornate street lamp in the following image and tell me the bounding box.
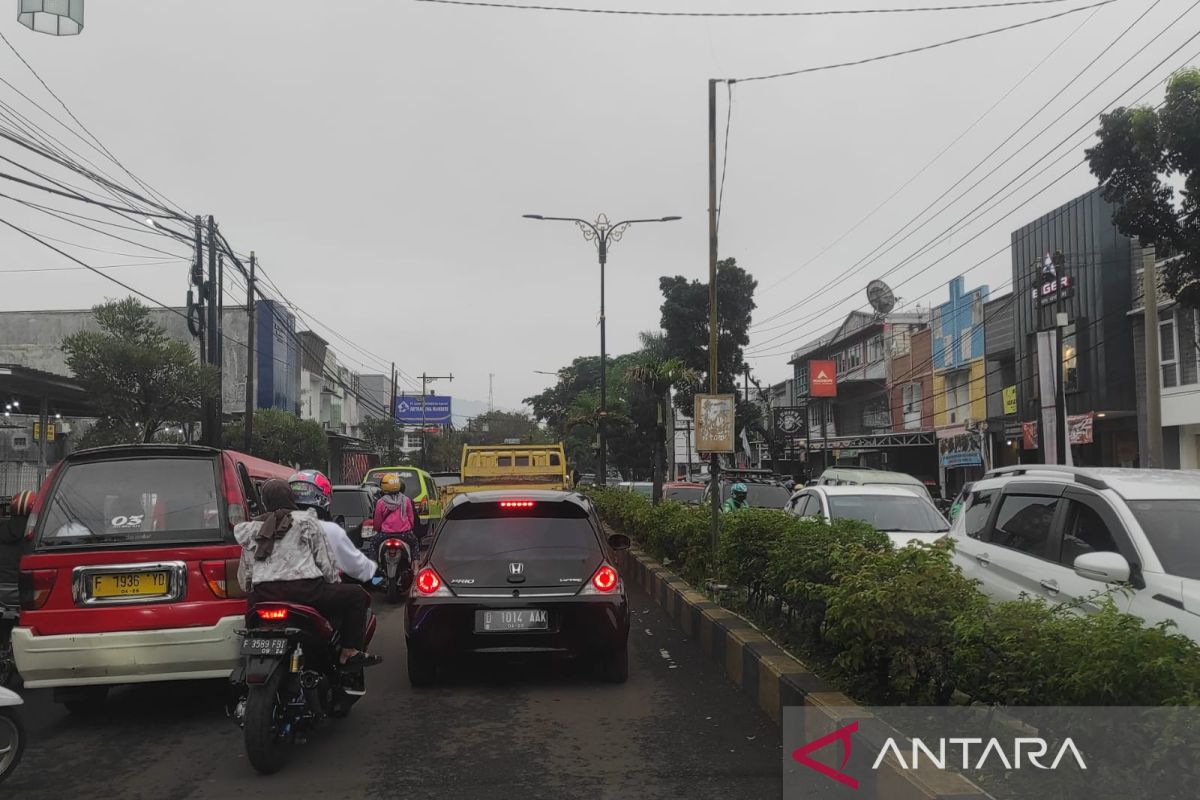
[18,0,84,36]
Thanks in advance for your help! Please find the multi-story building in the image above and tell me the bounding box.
[930,277,989,496]
[982,292,1020,468]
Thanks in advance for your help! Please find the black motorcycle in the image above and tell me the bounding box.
[230,601,377,774]
[355,525,414,604]
[0,596,18,689]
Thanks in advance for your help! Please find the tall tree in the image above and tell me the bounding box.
[223,409,328,468]
[62,297,217,444]
[1086,67,1200,306]
[625,355,700,503]
[659,258,758,416]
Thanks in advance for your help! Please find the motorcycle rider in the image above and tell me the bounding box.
[371,473,419,567]
[235,479,382,673]
[722,482,750,513]
[288,470,377,584]
[1,491,32,605]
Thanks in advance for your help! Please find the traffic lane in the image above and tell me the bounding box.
[9,578,782,799]
[391,578,782,800]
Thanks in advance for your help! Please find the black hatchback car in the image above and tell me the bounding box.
[405,490,631,686]
[331,485,380,548]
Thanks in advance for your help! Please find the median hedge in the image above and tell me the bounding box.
[585,488,1200,708]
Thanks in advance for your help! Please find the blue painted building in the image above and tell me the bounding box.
[256,299,301,414]
[932,276,989,371]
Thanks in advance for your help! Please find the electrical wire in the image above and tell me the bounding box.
[731,0,1114,82]
[415,0,1088,18]
[0,259,181,274]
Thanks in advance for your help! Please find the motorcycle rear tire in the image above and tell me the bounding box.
[244,669,293,775]
[0,707,24,785]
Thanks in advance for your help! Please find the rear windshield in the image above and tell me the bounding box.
[722,483,791,508]
[1130,500,1200,579]
[331,490,373,519]
[666,486,704,504]
[828,495,949,533]
[37,457,223,549]
[364,470,422,498]
[436,503,600,562]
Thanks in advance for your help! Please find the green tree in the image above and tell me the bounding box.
[1086,67,1200,306]
[463,411,549,445]
[223,408,328,468]
[62,297,217,444]
[625,354,700,503]
[359,416,402,463]
[659,258,758,417]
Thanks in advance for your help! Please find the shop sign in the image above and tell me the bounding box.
[1022,421,1038,450]
[809,360,837,397]
[938,427,983,468]
[1002,385,1017,415]
[1068,412,1094,445]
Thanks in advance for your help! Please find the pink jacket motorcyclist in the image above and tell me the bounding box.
[373,492,414,534]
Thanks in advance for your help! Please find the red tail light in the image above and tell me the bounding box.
[384,538,404,551]
[201,560,227,598]
[414,499,429,515]
[591,564,618,593]
[361,522,375,536]
[19,568,57,610]
[499,500,535,509]
[256,607,289,621]
[415,567,442,595]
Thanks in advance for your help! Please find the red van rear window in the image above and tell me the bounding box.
[35,456,225,549]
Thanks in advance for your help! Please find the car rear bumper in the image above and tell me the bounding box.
[12,615,243,688]
[406,594,629,656]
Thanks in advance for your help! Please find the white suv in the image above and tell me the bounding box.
[948,466,1200,642]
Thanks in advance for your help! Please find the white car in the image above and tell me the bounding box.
[784,484,950,548]
[948,465,1200,643]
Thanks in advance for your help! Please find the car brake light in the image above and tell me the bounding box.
[362,522,375,535]
[499,500,535,509]
[592,564,618,592]
[201,560,227,598]
[256,607,289,621]
[415,568,442,595]
[19,568,56,610]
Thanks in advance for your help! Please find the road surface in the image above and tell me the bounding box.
[9,579,782,799]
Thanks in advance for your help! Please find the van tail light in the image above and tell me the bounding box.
[227,502,246,526]
[361,522,375,538]
[256,606,289,622]
[19,568,57,610]
[413,567,451,597]
[23,511,38,542]
[201,558,246,599]
[579,563,620,596]
[414,499,429,516]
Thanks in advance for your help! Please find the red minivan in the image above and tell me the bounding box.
[13,444,293,712]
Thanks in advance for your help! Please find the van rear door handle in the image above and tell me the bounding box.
[1040,579,1060,596]
[975,552,990,567]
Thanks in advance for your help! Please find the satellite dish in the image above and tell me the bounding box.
[866,280,896,316]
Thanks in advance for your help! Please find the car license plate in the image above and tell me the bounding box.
[475,609,549,632]
[241,636,289,657]
[91,571,169,599]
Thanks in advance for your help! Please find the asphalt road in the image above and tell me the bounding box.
[8,578,782,800]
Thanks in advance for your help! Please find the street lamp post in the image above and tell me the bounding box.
[523,213,681,486]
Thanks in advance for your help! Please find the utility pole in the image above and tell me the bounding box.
[488,373,494,413]
[1143,245,1164,467]
[204,215,219,447]
[243,251,256,452]
[707,77,721,578]
[215,237,225,439]
[389,363,397,464]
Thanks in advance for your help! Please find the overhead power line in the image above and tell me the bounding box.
[731,0,1116,82]
[415,0,1087,18]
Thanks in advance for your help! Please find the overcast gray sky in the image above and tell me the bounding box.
[1,0,1194,411]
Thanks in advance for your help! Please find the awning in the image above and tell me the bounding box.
[0,364,97,418]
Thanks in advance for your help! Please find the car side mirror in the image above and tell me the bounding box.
[1073,550,1130,584]
[607,532,631,551]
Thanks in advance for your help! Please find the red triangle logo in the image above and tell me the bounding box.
[792,720,859,790]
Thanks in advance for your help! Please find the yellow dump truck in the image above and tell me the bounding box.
[440,443,572,501]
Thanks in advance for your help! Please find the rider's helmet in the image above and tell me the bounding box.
[379,472,404,495]
[731,482,748,502]
[289,470,333,518]
[9,489,35,517]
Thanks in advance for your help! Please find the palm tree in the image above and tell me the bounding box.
[625,355,700,503]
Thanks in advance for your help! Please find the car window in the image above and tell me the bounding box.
[331,490,372,519]
[665,486,703,504]
[515,456,530,467]
[962,489,997,540]
[991,494,1058,556]
[826,495,949,533]
[1129,500,1200,580]
[723,483,790,508]
[1059,500,1121,566]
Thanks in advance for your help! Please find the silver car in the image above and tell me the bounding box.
[785,484,950,548]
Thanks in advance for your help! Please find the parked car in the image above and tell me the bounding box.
[616,481,653,498]
[814,467,933,500]
[331,484,380,547]
[785,484,950,548]
[704,470,792,510]
[948,465,1200,642]
[12,444,294,713]
[362,466,443,539]
[664,481,705,505]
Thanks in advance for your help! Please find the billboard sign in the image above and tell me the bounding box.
[694,394,736,453]
[394,394,452,425]
[773,406,806,437]
[809,360,837,397]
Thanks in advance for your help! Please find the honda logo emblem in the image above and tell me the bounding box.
[509,562,524,575]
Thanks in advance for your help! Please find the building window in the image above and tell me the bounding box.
[902,383,922,430]
[845,343,862,370]
[867,335,885,364]
[796,365,808,393]
[890,326,912,357]
[1161,311,1179,389]
[946,370,971,424]
[1062,323,1078,393]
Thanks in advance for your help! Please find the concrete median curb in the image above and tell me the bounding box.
[616,544,989,800]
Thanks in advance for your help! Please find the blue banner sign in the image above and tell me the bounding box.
[394,395,452,425]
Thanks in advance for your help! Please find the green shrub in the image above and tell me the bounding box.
[719,509,795,607]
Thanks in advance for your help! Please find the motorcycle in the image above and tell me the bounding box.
[0,686,24,785]
[229,601,378,775]
[353,519,413,604]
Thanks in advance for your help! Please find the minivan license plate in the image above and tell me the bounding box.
[91,571,169,598]
[476,609,548,632]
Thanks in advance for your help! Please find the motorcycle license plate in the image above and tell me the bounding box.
[241,636,288,657]
[475,609,549,632]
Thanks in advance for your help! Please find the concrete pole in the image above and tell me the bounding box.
[1143,246,1164,468]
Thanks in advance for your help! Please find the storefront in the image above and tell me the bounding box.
[936,426,985,498]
